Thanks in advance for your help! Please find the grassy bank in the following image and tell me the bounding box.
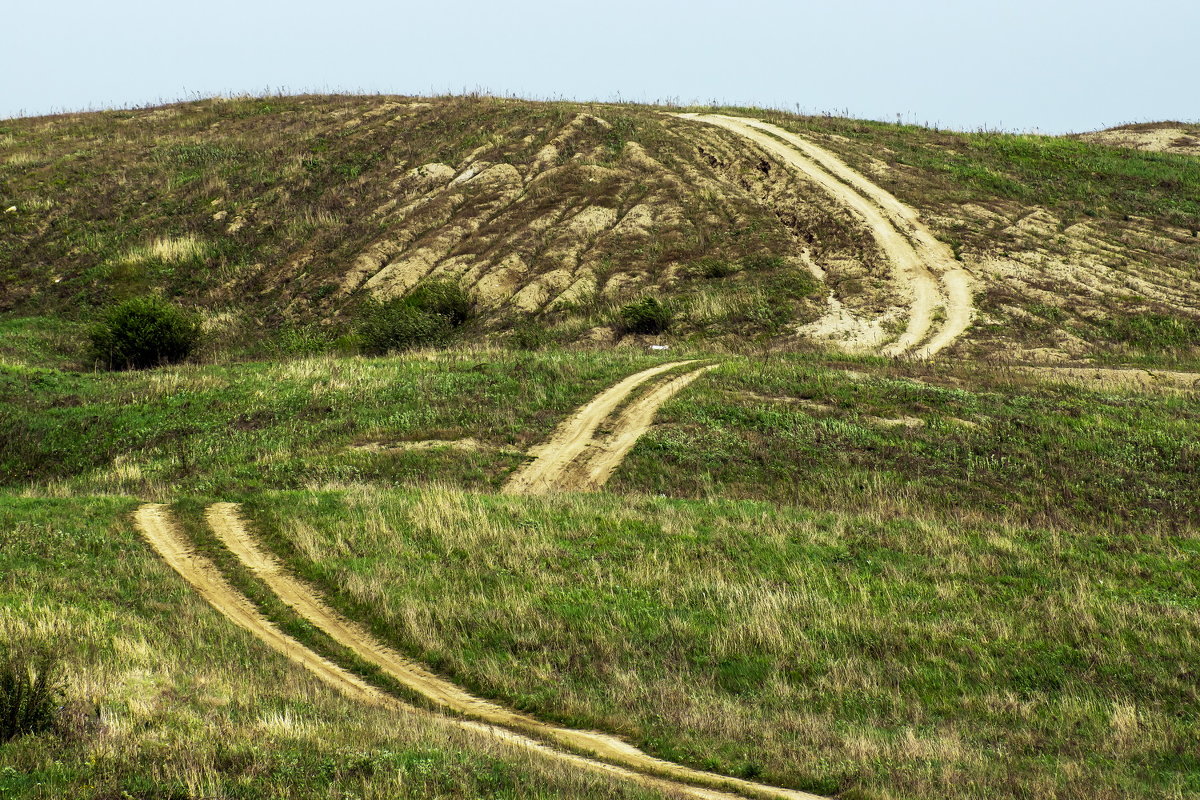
[0,495,658,799]
[238,485,1200,800]
[3,350,1195,529]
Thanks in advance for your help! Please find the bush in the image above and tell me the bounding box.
[692,258,737,279]
[0,644,63,744]
[619,297,673,335]
[88,296,201,370]
[357,300,453,355]
[405,281,472,325]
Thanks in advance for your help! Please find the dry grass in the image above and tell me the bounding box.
[242,485,1200,800]
[116,234,209,265]
[0,495,660,799]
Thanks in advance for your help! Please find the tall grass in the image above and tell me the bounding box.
[242,485,1200,800]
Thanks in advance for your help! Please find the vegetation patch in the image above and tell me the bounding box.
[86,296,201,370]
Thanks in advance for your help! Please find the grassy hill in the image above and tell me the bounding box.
[2,95,1198,363]
[2,95,1198,800]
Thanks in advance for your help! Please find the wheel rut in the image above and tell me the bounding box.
[135,365,825,798]
[675,113,974,358]
[197,502,822,800]
[503,360,703,494]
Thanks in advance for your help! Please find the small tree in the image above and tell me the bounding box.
[88,296,201,370]
[619,297,673,335]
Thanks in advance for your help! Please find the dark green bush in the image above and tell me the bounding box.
[88,296,201,370]
[619,297,673,335]
[357,300,453,355]
[692,258,737,279]
[404,281,472,325]
[0,644,63,744]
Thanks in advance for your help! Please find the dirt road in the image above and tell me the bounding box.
[200,502,822,800]
[572,365,717,491]
[503,360,701,494]
[138,504,808,799]
[676,113,973,359]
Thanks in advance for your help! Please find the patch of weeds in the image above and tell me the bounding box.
[1099,311,1200,352]
[0,642,64,744]
[1028,303,1067,323]
[740,254,786,271]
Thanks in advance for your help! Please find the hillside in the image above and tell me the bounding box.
[2,96,1199,800]
[2,95,1199,364]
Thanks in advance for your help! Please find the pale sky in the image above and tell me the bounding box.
[3,0,1195,133]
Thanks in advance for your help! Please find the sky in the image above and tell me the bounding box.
[3,0,1196,133]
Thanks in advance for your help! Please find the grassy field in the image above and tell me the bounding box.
[234,485,1200,800]
[3,349,1195,530]
[0,495,657,799]
[612,356,1200,530]
[0,348,676,497]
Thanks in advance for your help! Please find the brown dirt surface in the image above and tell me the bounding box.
[503,361,697,494]
[677,114,974,358]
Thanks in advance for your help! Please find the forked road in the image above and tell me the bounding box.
[504,360,714,494]
[676,113,974,359]
[135,362,824,799]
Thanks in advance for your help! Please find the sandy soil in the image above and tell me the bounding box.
[199,503,822,800]
[676,114,974,359]
[503,361,696,494]
[572,365,718,490]
[1011,365,1200,393]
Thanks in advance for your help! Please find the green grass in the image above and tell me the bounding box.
[611,356,1200,529]
[2,351,1195,531]
[741,110,1200,228]
[239,485,1200,800]
[0,349,678,497]
[0,495,659,799]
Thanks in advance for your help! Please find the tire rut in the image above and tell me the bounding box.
[200,502,823,800]
[503,360,698,495]
[568,365,718,491]
[676,113,973,358]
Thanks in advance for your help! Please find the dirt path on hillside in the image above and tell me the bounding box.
[198,503,822,800]
[503,361,697,494]
[677,114,973,359]
[135,505,786,799]
[570,365,718,491]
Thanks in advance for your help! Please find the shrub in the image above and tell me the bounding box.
[88,296,201,370]
[357,300,453,355]
[692,258,737,279]
[404,280,472,325]
[619,297,673,335]
[0,644,63,744]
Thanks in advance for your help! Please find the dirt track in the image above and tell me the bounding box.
[573,365,717,490]
[503,360,699,494]
[201,502,822,800]
[138,504,803,799]
[677,113,973,359]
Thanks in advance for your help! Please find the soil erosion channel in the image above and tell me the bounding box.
[677,113,973,358]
